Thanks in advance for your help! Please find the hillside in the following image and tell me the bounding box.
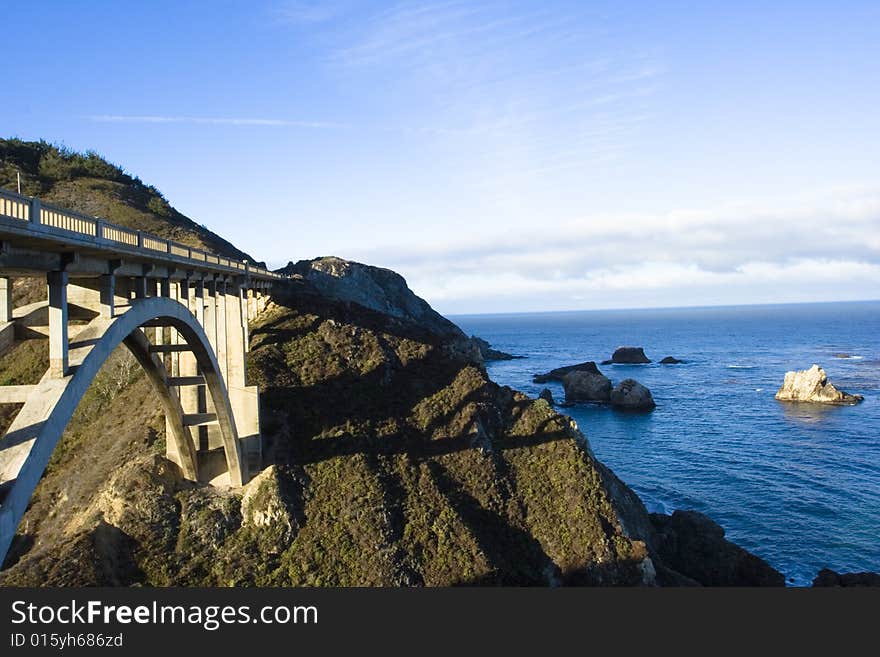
[0,141,783,586]
[0,138,258,264]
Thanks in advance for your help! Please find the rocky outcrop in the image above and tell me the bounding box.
[470,336,520,361]
[660,356,683,364]
[812,568,880,587]
[650,511,785,586]
[240,466,303,554]
[602,346,651,364]
[278,257,482,366]
[562,370,612,403]
[534,361,602,383]
[610,379,656,411]
[538,388,555,405]
[280,257,466,342]
[775,365,864,405]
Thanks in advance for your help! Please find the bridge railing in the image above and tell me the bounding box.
[0,190,31,222]
[40,201,98,236]
[102,223,139,246]
[0,187,283,279]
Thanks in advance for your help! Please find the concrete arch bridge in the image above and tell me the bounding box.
[0,187,282,564]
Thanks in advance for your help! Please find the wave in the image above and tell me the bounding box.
[726,364,757,370]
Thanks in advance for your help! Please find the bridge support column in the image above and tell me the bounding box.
[166,279,198,472]
[215,281,228,384]
[246,288,255,321]
[204,279,217,349]
[0,277,12,323]
[113,277,132,313]
[225,284,246,389]
[202,280,225,455]
[133,276,148,299]
[193,279,204,324]
[223,282,260,478]
[178,280,200,418]
[47,271,68,378]
[99,275,115,318]
[169,281,181,377]
[191,280,212,453]
[0,277,13,352]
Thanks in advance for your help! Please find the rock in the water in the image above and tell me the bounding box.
[775,365,863,405]
[812,568,880,587]
[534,361,602,383]
[470,336,520,361]
[650,511,785,587]
[562,370,612,403]
[610,379,655,410]
[602,346,651,364]
[538,388,555,405]
[660,356,683,364]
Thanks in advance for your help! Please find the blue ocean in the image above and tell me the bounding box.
[453,301,880,586]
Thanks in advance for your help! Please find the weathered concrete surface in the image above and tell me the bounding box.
[0,322,13,353]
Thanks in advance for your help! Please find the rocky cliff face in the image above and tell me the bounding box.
[0,142,783,586]
[279,258,466,341]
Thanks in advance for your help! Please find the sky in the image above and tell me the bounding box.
[2,0,879,313]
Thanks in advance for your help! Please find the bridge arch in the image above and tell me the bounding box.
[0,295,245,563]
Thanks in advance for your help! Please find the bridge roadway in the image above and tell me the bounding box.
[0,187,282,566]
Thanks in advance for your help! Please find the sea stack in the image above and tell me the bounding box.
[610,379,656,411]
[775,365,863,405]
[602,347,651,364]
[534,361,602,383]
[562,369,612,403]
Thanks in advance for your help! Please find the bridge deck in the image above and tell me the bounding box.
[0,187,281,281]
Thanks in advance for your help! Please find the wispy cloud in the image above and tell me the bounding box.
[334,6,545,66]
[86,115,348,128]
[289,1,666,184]
[271,0,357,26]
[344,187,880,312]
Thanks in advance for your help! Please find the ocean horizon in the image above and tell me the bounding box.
[447,297,880,319]
[453,299,880,586]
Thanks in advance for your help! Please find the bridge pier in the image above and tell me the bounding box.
[0,278,11,323]
[99,274,115,318]
[215,281,228,384]
[47,271,68,378]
